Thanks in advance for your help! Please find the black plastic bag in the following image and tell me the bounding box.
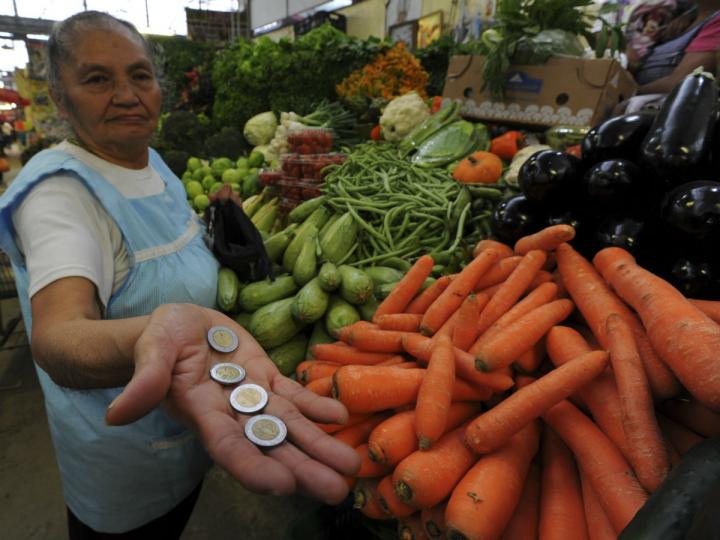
[204,200,274,283]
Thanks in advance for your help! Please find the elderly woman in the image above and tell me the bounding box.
[0,11,358,539]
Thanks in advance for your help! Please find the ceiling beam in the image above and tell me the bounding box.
[0,15,56,38]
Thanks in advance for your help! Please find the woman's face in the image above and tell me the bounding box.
[54,29,161,155]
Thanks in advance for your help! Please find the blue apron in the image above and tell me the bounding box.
[0,148,219,533]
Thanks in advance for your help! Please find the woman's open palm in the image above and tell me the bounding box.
[105,303,360,504]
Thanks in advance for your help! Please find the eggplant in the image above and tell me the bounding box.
[665,256,718,299]
[581,112,655,165]
[518,150,582,206]
[593,214,656,258]
[490,194,547,246]
[582,159,651,209]
[661,181,720,243]
[546,208,594,257]
[641,70,718,177]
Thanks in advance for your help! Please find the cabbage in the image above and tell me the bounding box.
[243,112,278,146]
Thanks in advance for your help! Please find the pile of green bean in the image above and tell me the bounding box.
[321,142,503,268]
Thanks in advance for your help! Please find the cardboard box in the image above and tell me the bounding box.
[442,55,637,128]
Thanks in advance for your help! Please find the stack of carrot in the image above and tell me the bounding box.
[295,223,720,540]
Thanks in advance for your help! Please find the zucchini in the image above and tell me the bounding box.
[292,278,330,324]
[325,296,361,338]
[238,275,298,312]
[247,297,304,349]
[233,312,252,328]
[338,265,374,305]
[381,257,412,272]
[292,226,318,286]
[318,262,341,292]
[319,213,341,242]
[319,212,358,264]
[282,208,330,272]
[241,194,263,217]
[216,267,240,312]
[376,277,436,300]
[357,294,380,322]
[267,333,309,376]
[287,196,326,223]
[619,437,720,540]
[364,266,405,292]
[263,224,298,263]
[251,198,279,234]
[307,320,334,358]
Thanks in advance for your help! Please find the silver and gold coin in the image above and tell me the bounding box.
[210,362,246,385]
[207,326,239,353]
[229,383,268,414]
[244,414,287,447]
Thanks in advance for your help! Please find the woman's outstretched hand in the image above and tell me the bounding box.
[105,303,360,504]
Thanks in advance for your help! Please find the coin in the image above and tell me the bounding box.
[207,326,239,353]
[229,383,268,414]
[210,362,246,385]
[244,415,287,447]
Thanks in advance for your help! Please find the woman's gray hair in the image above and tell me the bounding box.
[46,11,156,102]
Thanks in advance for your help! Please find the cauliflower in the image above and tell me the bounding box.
[379,92,431,142]
[243,111,278,146]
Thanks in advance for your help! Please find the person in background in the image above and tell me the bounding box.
[0,11,359,539]
[630,0,720,94]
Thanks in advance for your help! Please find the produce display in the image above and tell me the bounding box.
[493,70,720,300]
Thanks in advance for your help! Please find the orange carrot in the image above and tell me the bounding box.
[579,468,617,540]
[337,320,377,343]
[528,270,553,289]
[688,298,720,324]
[415,335,456,449]
[474,256,523,291]
[475,299,575,372]
[473,239,514,259]
[377,313,424,332]
[606,313,669,492]
[406,275,453,315]
[377,474,417,518]
[513,342,545,375]
[395,361,420,369]
[333,366,487,414]
[542,400,648,533]
[546,326,629,459]
[316,412,372,434]
[332,413,390,448]
[475,281,503,298]
[345,327,409,353]
[594,246,720,411]
[514,224,575,255]
[377,355,409,366]
[499,463,540,540]
[355,442,391,478]
[470,281,558,354]
[661,398,720,438]
[353,478,392,520]
[398,514,430,540]
[420,249,500,335]
[311,342,397,365]
[465,350,609,453]
[656,413,705,455]
[538,427,589,540]
[452,294,485,351]
[557,242,680,401]
[296,360,341,384]
[368,402,480,466]
[475,250,548,336]
[420,501,447,540]
[305,376,333,397]
[373,254,435,321]
[393,423,480,509]
[445,421,540,540]
[402,333,514,392]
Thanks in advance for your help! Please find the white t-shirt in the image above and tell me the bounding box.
[12,141,165,309]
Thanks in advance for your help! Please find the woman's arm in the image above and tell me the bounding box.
[30,276,149,388]
[638,50,717,94]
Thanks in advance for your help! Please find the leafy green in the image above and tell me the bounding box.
[411,120,485,168]
[212,24,386,131]
[478,0,595,99]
